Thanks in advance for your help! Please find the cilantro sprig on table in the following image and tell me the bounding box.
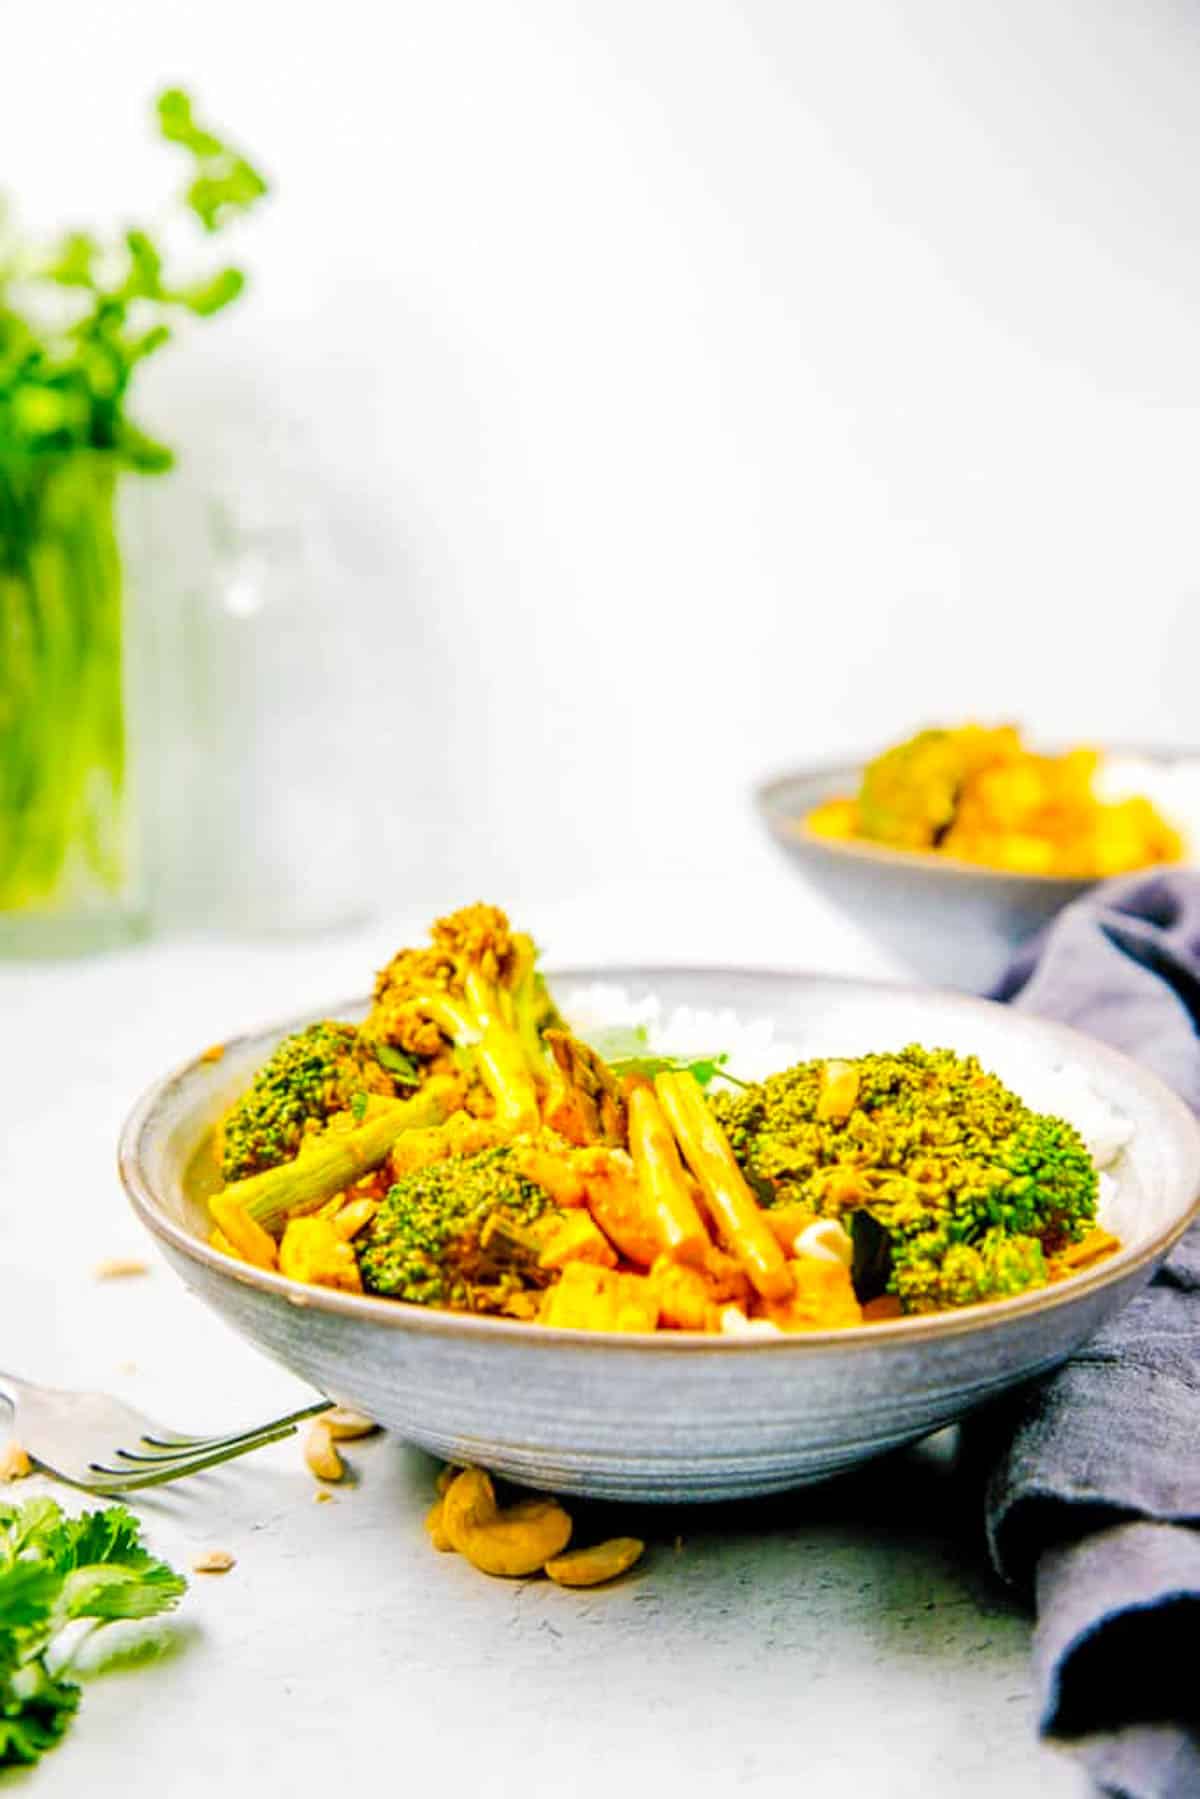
[0,87,267,469]
[0,1498,186,1768]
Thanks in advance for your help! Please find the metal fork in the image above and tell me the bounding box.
[0,1371,331,1493]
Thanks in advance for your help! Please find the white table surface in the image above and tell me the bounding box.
[0,862,1090,1799]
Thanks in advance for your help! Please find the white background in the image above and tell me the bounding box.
[5,0,1200,925]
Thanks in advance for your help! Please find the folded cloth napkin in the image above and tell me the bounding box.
[982,868,1200,1799]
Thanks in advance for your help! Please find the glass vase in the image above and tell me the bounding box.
[0,452,145,955]
[139,462,379,939]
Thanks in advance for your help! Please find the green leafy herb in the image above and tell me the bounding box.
[351,1090,369,1122]
[0,1499,185,1769]
[156,89,268,232]
[609,1051,735,1089]
[373,1043,421,1088]
[584,1024,738,1090]
[0,89,269,914]
[0,87,268,468]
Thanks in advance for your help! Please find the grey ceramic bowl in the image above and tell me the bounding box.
[756,759,1187,992]
[119,969,1200,1503]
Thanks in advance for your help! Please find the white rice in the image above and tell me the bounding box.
[561,983,1132,1176]
[562,984,803,1085]
[1006,1061,1133,1171]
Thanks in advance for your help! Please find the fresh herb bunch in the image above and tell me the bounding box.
[0,87,268,469]
[0,1497,186,1768]
[0,88,267,915]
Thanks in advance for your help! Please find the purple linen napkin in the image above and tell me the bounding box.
[983,869,1200,1799]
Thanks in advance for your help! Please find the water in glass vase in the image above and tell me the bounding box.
[0,452,145,955]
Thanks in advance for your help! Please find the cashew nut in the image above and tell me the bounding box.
[440,1466,498,1537]
[718,1306,781,1337]
[816,1059,859,1122]
[0,1440,31,1482]
[324,1407,379,1440]
[545,1538,645,1587]
[425,1497,455,1552]
[792,1218,853,1268]
[330,1198,379,1241]
[441,1467,572,1577]
[192,1548,236,1574]
[92,1257,150,1279]
[303,1420,344,1482]
[458,1499,573,1577]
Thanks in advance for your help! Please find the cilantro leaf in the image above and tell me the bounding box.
[44,1505,186,1623]
[0,1500,185,1769]
[608,1051,731,1089]
[155,89,224,158]
[572,1024,740,1090]
[156,88,269,233]
[0,1563,60,1636]
[0,1661,79,1768]
[122,228,164,298]
[47,1504,150,1571]
[172,266,245,317]
[44,231,97,289]
[62,1562,186,1624]
[0,87,267,464]
[0,1497,64,1559]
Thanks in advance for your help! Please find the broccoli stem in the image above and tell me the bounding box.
[214,1079,458,1238]
[419,991,539,1132]
[508,935,555,1074]
[476,1024,540,1132]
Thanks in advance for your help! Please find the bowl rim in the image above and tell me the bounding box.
[755,751,1197,888]
[118,965,1200,1357]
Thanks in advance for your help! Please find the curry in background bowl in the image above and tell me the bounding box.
[757,733,1198,991]
[805,725,1185,879]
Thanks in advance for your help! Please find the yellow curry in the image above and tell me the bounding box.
[806,724,1182,878]
[204,905,1119,1334]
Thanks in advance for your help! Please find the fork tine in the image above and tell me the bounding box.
[84,1419,305,1490]
[128,1400,332,1463]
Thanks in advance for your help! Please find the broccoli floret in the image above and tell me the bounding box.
[891,1226,1047,1313]
[214,1080,461,1242]
[363,904,563,1134]
[712,1045,1097,1314]
[357,1145,560,1310]
[220,1022,395,1182]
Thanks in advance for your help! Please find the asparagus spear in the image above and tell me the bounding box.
[654,1071,794,1302]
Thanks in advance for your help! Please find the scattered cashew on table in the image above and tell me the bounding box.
[428,1465,645,1587]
